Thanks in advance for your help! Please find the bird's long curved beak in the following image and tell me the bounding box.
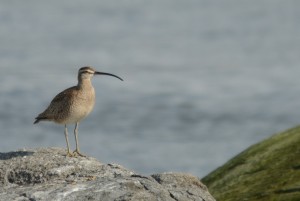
[94,71,123,81]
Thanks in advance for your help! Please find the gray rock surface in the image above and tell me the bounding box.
[0,147,215,201]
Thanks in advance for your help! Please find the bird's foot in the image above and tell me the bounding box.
[66,150,75,157]
[73,149,86,157]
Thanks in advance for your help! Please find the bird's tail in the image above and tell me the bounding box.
[34,117,48,124]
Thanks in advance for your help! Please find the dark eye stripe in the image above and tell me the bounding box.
[81,70,93,74]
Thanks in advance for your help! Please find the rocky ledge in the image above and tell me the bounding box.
[0,147,215,201]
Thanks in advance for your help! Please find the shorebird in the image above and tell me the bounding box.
[34,66,123,157]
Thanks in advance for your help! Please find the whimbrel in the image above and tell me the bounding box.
[34,66,123,157]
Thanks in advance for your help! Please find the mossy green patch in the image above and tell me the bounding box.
[202,126,300,201]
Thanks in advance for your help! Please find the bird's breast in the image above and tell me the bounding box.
[64,88,96,124]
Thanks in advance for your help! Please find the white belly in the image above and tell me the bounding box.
[63,103,94,124]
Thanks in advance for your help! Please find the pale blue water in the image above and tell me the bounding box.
[1,0,300,177]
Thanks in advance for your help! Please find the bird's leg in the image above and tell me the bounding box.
[64,124,73,157]
[73,122,86,157]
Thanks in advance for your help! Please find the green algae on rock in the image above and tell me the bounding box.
[202,126,300,201]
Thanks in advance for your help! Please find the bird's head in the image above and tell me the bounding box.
[78,66,123,81]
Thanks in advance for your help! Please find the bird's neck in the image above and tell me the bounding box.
[77,78,93,90]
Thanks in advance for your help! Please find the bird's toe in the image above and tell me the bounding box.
[73,149,86,157]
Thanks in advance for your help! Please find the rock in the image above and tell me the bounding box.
[0,147,215,201]
[202,126,300,201]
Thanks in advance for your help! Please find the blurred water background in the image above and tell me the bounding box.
[1,0,300,177]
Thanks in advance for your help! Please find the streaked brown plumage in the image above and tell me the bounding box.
[34,66,123,157]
